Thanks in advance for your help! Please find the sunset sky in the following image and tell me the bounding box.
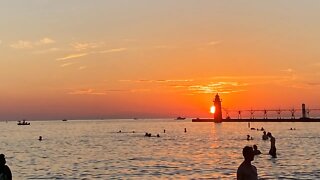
[1,1,320,120]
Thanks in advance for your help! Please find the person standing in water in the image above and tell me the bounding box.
[267,132,277,158]
[262,131,268,140]
[0,154,12,180]
[237,146,258,180]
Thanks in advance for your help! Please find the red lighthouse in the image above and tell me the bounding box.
[213,94,223,122]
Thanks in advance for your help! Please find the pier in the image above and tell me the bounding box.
[192,94,320,123]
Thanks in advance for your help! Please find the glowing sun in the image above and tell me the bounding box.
[210,106,216,114]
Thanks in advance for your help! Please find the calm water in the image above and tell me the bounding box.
[1,119,320,179]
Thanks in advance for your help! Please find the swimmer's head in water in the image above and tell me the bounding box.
[253,145,257,150]
[242,146,254,161]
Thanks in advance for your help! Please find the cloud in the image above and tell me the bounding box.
[60,62,76,67]
[68,88,129,95]
[56,47,127,61]
[32,48,60,54]
[38,38,55,45]
[10,37,55,49]
[68,89,106,95]
[207,41,221,46]
[121,79,194,83]
[78,66,87,70]
[71,42,104,51]
[10,40,34,49]
[56,53,89,61]
[130,89,151,93]
[187,81,248,94]
[281,68,294,73]
[99,48,127,54]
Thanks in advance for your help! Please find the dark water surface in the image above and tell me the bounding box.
[0,119,319,179]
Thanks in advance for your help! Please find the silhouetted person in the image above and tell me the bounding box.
[0,154,12,180]
[253,145,261,155]
[184,128,187,133]
[38,136,42,141]
[164,129,166,133]
[237,146,258,180]
[247,135,253,140]
[267,132,277,158]
[157,134,160,137]
[262,131,268,140]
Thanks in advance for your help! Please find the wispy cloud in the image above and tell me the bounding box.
[78,66,87,70]
[67,88,131,95]
[56,53,89,61]
[71,42,104,51]
[10,40,33,49]
[39,38,55,45]
[60,62,76,67]
[207,41,221,46]
[10,37,55,49]
[187,82,248,94]
[130,89,151,93]
[56,47,127,61]
[281,68,294,73]
[32,48,60,54]
[120,79,194,83]
[68,89,106,95]
[99,48,127,54]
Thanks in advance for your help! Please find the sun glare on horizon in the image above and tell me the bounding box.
[210,106,216,114]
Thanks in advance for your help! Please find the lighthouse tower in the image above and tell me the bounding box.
[213,94,223,122]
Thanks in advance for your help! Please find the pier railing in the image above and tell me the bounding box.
[222,108,320,119]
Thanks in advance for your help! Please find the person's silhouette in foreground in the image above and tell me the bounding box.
[253,145,261,155]
[267,132,277,158]
[237,146,258,180]
[0,154,12,180]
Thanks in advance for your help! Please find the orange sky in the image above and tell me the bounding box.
[1,1,320,120]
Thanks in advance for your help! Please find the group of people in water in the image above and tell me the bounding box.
[117,127,189,138]
[237,128,277,179]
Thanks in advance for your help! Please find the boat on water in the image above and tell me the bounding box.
[62,119,67,121]
[17,120,30,125]
[175,117,186,120]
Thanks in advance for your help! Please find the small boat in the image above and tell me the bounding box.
[62,119,67,121]
[175,117,186,120]
[17,120,30,125]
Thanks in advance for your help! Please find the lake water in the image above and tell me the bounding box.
[1,119,319,179]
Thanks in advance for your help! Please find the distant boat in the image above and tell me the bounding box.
[62,119,67,121]
[175,117,186,120]
[133,118,138,120]
[17,120,30,125]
